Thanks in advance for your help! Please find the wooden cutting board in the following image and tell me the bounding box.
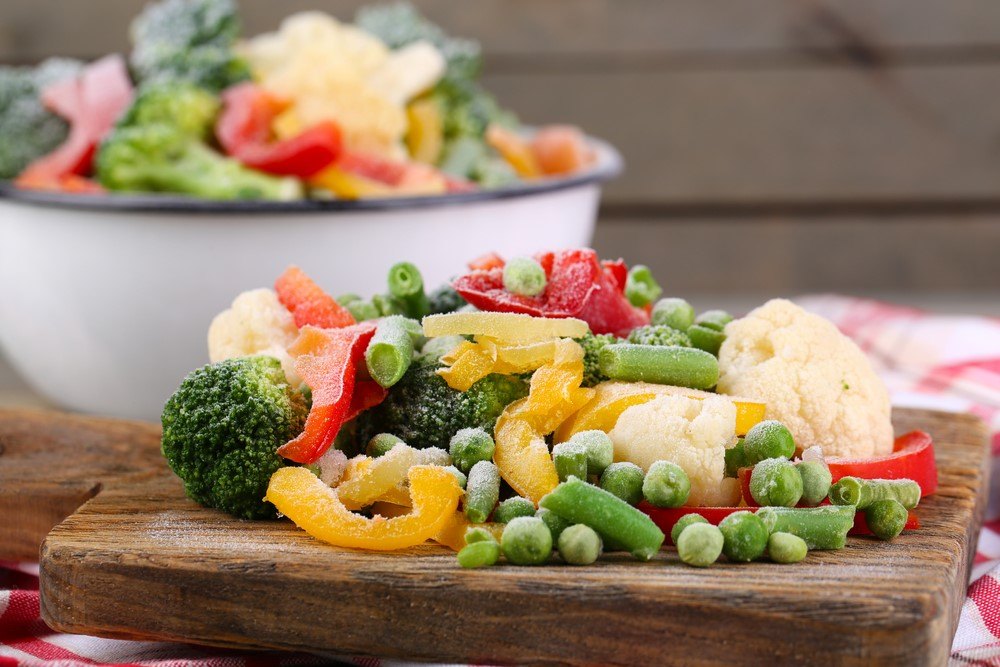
[0,407,990,666]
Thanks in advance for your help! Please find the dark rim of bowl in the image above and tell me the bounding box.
[0,136,622,215]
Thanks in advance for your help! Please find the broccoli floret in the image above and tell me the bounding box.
[118,80,220,139]
[356,363,528,449]
[576,333,621,388]
[130,0,250,92]
[96,123,302,200]
[161,356,309,519]
[0,58,82,179]
[428,284,467,315]
[627,325,692,348]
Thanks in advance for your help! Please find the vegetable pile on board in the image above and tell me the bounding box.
[161,247,938,568]
[0,0,595,199]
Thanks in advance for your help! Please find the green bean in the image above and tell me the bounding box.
[465,526,496,545]
[641,460,690,508]
[536,508,573,544]
[600,461,645,505]
[553,442,588,482]
[457,540,500,568]
[502,257,547,297]
[695,310,733,332]
[387,261,430,319]
[670,513,708,545]
[749,458,803,507]
[598,343,719,390]
[539,476,665,561]
[449,427,495,474]
[756,505,856,550]
[795,461,832,506]
[743,420,796,464]
[500,516,553,565]
[687,325,726,356]
[864,499,908,540]
[718,511,768,562]
[651,298,694,330]
[676,523,724,567]
[724,439,748,478]
[492,496,536,524]
[336,293,361,306]
[443,465,467,489]
[558,524,603,565]
[624,265,662,307]
[372,293,404,317]
[464,460,500,524]
[828,477,921,510]
[366,433,404,458]
[365,317,415,388]
[346,299,380,322]
[567,430,615,475]
[767,532,807,564]
[381,314,425,348]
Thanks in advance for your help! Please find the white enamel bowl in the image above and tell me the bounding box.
[0,139,621,420]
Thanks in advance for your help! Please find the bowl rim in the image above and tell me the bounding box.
[0,135,622,216]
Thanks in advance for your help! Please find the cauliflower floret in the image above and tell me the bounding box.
[717,299,892,459]
[608,394,740,506]
[208,289,300,386]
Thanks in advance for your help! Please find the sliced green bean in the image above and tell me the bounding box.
[756,505,856,550]
[373,293,404,317]
[464,460,500,524]
[365,317,415,388]
[687,325,725,356]
[624,265,662,307]
[598,343,719,390]
[387,261,430,319]
[829,477,921,510]
[553,442,588,482]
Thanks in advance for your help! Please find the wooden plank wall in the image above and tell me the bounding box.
[1,1,998,298]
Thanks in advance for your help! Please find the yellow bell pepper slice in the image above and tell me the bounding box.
[423,312,589,345]
[438,338,562,391]
[371,504,505,552]
[311,167,397,200]
[406,97,444,164]
[337,445,416,511]
[486,124,541,179]
[437,341,497,391]
[267,465,462,551]
[553,381,767,443]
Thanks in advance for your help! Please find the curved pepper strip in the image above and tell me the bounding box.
[337,446,416,511]
[640,503,920,545]
[493,339,595,503]
[371,504,505,551]
[277,322,377,464]
[453,249,648,336]
[266,466,463,551]
[217,83,342,178]
[275,266,356,329]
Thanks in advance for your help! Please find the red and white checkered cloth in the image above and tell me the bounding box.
[1,295,998,666]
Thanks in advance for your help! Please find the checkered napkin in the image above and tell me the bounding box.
[1,295,998,666]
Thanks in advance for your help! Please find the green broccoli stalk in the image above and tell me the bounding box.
[130,0,251,92]
[118,80,221,139]
[161,356,309,519]
[626,325,693,348]
[355,362,528,450]
[577,333,621,388]
[0,58,82,179]
[96,123,302,200]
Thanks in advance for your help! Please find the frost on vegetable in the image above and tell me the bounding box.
[208,288,301,386]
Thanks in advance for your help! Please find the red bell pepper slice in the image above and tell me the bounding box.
[453,248,649,336]
[217,83,342,179]
[827,430,938,497]
[601,259,628,294]
[275,266,356,330]
[278,322,378,464]
[17,55,133,186]
[468,252,505,272]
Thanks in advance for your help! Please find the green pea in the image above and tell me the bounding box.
[865,498,908,540]
[651,297,695,331]
[567,430,615,475]
[500,516,553,565]
[718,511,768,562]
[670,513,708,545]
[366,433,404,458]
[372,293,404,317]
[536,508,573,543]
[624,265,662,307]
[641,460,690,508]
[600,462,645,505]
[464,460,500,524]
[687,324,726,356]
[449,428,495,474]
[552,441,588,482]
[749,458,803,507]
[795,460,832,506]
[492,497,536,524]
[724,439,748,478]
[457,540,500,568]
[743,420,796,464]
[695,310,733,332]
[767,532,808,564]
[502,257,547,297]
[465,526,496,545]
[676,523,724,567]
[558,524,603,565]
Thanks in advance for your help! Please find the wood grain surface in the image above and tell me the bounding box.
[0,406,981,665]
